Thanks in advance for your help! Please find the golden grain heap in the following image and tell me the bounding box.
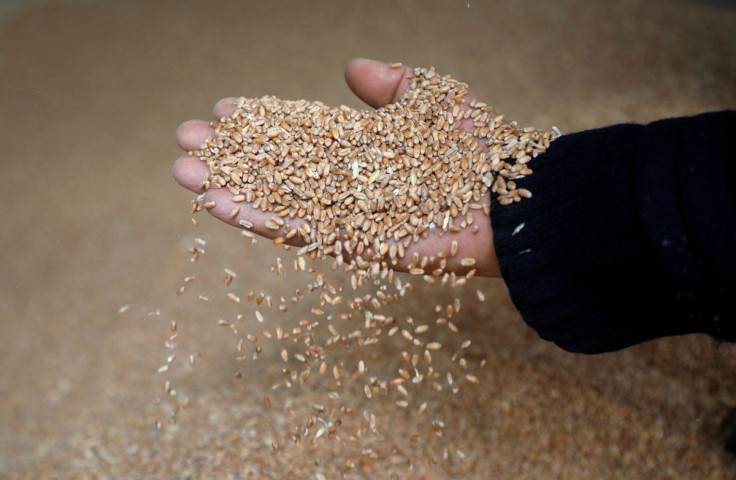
[172,66,557,457]
[193,67,554,272]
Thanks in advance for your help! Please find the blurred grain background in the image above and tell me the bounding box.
[1,0,734,478]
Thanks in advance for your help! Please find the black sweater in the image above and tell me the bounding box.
[491,111,736,354]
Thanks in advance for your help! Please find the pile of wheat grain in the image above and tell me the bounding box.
[156,66,557,470]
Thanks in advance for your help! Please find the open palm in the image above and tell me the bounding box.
[173,58,500,277]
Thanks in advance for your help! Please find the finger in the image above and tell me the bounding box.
[344,58,412,108]
[202,188,307,246]
[213,97,239,120]
[175,119,214,152]
[345,58,483,138]
[172,155,209,194]
[173,153,309,245]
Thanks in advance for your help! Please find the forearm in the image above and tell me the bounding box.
[492,111,736,353]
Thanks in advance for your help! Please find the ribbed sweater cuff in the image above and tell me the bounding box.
[491,125,698,353]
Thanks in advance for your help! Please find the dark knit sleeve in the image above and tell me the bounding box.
[491,111,736,354]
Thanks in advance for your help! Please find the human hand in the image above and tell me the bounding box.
[173,58,501,278]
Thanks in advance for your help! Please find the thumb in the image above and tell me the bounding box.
[344,58,412,108]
